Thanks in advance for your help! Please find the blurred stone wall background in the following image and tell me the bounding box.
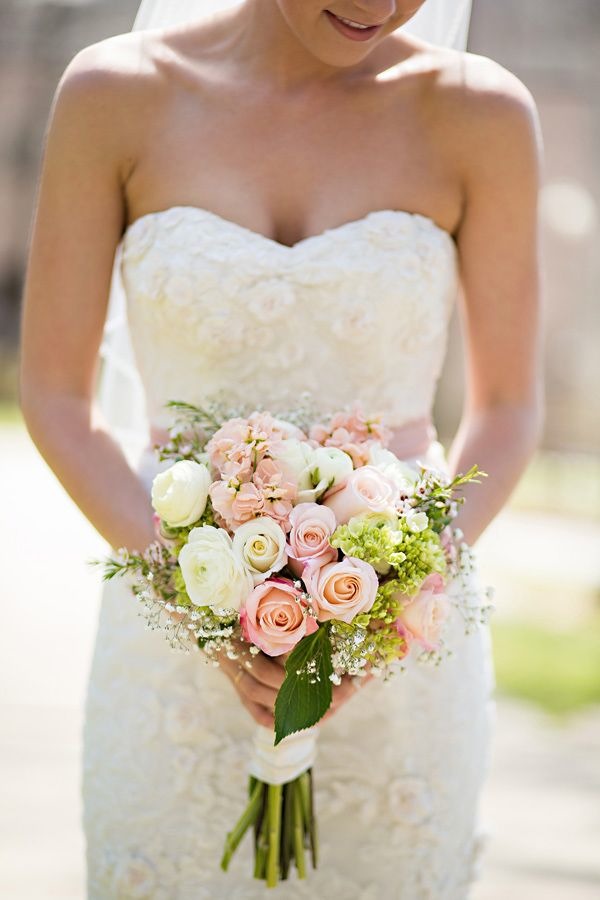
[1,0,598,452]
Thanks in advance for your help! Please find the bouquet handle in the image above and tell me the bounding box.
[221,726,319,886]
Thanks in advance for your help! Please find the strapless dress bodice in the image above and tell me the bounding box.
[119,205,458,434]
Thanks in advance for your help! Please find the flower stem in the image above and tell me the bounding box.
[293,781,307,879]
[308,768,319,869]
[254,797,270,879]
[266,783,282,887]
[221,779,263,871]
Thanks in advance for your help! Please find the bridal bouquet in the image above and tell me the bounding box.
[96,399,491,887]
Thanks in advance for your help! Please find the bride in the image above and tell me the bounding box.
[19,0,543,896]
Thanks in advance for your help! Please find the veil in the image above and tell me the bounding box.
[96,0,473,464]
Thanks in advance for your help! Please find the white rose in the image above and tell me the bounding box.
[270,439,315,493]
[232,517,288,585]
[297,446,354,503]
[367,443,419,493]
[151,460,212,527]
[178,525,253,611]
[404,509,429,533]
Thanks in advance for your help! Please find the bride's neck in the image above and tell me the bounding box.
[207,0,356,90]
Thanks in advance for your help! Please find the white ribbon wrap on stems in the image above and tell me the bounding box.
[248,726,319,786]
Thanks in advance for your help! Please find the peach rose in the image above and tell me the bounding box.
[395,573,451,652]
[285,502,338,577]
[240,578,318,657]
[303,556,378,624]
[321,466,399,525]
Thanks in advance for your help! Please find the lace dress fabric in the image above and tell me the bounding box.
[83,206,495,899]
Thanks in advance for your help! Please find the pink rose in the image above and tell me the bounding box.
[322,466,399,525]
[240,577,318,657]
[285,502,338,577]
[395,573,451,652]
[303,556,378,624]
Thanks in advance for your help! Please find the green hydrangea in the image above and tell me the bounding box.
[330,514,446,597]
[330,514,405,574]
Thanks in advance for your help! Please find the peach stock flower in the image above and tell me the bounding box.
[240,577,318,657]
[209,458,298,532]
[303,556,378,624]
[394,573,451,652]
[205,411,306,479]
[285,502,338,577]
[253,458,297,530]
[309,407,393,467]
[322,466,399,525]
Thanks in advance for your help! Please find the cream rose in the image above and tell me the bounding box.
[151,460,211,528]
[322,466,399,525]
[286,502,338,577]
[367,443,419,492]
[178,525,253,611]
[232,517,288,585]
[303,556,378,624]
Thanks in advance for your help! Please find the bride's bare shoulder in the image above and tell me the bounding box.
[434,49,542,151]
[54,29,169,113]
[47,29,183,179]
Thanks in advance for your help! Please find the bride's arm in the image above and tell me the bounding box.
[19,42,155,553]
[444,58,545,546]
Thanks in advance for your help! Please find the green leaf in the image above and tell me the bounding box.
[274,625,333,745]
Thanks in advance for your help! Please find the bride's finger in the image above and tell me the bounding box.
[242,697,275,729]
[238,651,286,690]
[235,669,279,711]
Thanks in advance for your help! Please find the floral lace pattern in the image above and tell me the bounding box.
[83,208,494,898]
[120,207,458,431]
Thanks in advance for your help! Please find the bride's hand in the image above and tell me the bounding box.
[218,641,286,729]
[219,638,373,730]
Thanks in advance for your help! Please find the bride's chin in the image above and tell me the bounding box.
[280,10,385,69]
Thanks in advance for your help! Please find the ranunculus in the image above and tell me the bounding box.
[394,573,450,651]
[367,443,419,493]
[178,525,253,611]
[151,460,211,528]
[404,509,429,533]
[322,466,399,525]
[240,578,318,656]
[232,517,288,585]
[303,556,378,624]
[285,502,338,577]
[269,439,315,494]
[297,446,354,503]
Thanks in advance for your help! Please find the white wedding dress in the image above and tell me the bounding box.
[83,205,495,899]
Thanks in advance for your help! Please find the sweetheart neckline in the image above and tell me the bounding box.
[121,204,456,251]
